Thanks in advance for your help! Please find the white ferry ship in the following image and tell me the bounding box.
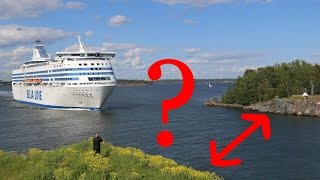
[11,37,116,110]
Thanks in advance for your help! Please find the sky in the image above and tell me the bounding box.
[1,0,320,80]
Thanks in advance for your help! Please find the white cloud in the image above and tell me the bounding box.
[313,52,320,56]
[154,0,231,6]
[108,15,130,27]
[0,42,157,80]
[84,31,94,37]
[0,24,72,48]
[63,42,157,70]
[0,46,33,80]
[184,48,202,54]
[101,43,137,52]
[0,0,61,19]
[64,1,86,10]
[185,50,264,64]
[124,48,156,58]
[181,48,268,79]
[154,0,271,7]
[63,44,79,52]
[0,46,31,60]
[230,65,260,73]
[121,48,157,69]
[0,0,87,19]
[0,46,33,74]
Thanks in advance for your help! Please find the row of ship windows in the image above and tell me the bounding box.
[88,77,111,81]
[79,63,106,66]
[26,63,48,68]
[12,76,111,82]
[54,62,108,68]
[13,82,111,86]
[57,53,114,57]
[55,78,79,81]
[75,82,111,85]
[14,72,114,78]
[13,67,113,76]
[72,94,94,98]
[12,68,114,79]
[52,67,111,72]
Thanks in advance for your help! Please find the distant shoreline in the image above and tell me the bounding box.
[116,80,153,86]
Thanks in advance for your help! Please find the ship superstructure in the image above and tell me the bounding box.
[11,37,116,110]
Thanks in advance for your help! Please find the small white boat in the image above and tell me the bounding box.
[208,83,213,88]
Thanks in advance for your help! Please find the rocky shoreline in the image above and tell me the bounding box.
[204,99,245,108]
[204,96,320,117]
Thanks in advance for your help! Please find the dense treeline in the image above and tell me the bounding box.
[117,79,154,86]
[222,60,320,105]
[155,79,235,84]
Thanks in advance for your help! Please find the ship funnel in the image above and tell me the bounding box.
[32,40,49,60]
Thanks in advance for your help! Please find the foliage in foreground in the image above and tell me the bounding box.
[0,139,221,180]
[222,60,320,105]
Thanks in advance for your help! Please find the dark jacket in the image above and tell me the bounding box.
[93,136,103,153]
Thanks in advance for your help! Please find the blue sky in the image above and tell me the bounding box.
[1,0,320,80]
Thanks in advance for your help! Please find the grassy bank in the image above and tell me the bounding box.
[0,139,221,180]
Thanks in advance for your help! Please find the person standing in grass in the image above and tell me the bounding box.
[93,134,103,154]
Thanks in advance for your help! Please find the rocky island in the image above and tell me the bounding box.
[205,95,320,117]
[206,60,320,118]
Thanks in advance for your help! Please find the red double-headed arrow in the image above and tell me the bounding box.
[210,113,271,167]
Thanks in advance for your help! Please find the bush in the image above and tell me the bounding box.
[0,139,221,180]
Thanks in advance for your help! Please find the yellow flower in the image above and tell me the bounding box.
[147,155,167,168]
[110,172,117,179]
[131,149,145,159]
[78,173,86,180]
[28,148,43,157]
[161,166,219,179]
[82,151,110,172]
[131,171,140,177]
[54,167,72,179]
[113,147,132,156]
[60,147,78,156]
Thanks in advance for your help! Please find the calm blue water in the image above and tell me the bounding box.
[1,83,320,179]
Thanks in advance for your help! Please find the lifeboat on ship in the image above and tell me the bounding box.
[23,79,42,85]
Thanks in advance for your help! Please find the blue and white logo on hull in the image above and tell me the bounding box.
[27,90,42,100]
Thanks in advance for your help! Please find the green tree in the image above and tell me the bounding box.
[221,60,320,105]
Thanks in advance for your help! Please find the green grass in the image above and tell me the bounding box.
[0,139,222,180]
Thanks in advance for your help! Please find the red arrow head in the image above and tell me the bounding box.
[241,113,271,140]
[210,140,241,167]
[210,113,272,168]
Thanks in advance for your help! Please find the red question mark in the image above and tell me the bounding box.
[148,59,195,148]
